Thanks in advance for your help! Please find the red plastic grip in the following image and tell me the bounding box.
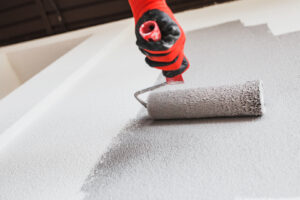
[139,21,161,42]
[166,74,184,83]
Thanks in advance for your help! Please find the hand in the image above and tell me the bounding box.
[129,0,189,79]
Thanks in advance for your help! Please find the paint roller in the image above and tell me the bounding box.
[135,21,265,120]
[135,80,264,120]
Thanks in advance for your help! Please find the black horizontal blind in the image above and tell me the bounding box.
[0,0,234,46]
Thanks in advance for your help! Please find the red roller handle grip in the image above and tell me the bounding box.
[139,21,184,83]
[139,21,161,42]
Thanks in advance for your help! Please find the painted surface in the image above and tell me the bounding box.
[1,0,300,199]
[175,0,300,35]
[81,21,300,199]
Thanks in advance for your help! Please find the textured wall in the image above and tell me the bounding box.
[82,21,300,199]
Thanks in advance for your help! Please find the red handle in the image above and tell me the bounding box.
[166,74,184,83]
[139,21,161,42]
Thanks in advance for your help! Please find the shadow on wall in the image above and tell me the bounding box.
[0,35,88,99]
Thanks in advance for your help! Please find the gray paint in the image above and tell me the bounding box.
[147,80,264,119]
[82,21,300,199]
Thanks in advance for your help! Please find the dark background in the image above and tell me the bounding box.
[0,0,234,47]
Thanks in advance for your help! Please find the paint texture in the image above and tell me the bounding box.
[82,21,300,199]
[147,80,264,119]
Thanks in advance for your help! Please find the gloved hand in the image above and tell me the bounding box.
[128,0,189,81]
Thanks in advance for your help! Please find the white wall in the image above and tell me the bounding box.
[0,36,88,99]
[7,36,88,83]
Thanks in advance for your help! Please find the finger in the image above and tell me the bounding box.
[162,56,190,78]
[139,48,170,57]
[154,52,185,71]
[145,55,179,67]
[168,25,181,36]
[145,52,185,71]
[145,37,184,62]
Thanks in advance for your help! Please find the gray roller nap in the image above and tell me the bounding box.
[147,80,265,119]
